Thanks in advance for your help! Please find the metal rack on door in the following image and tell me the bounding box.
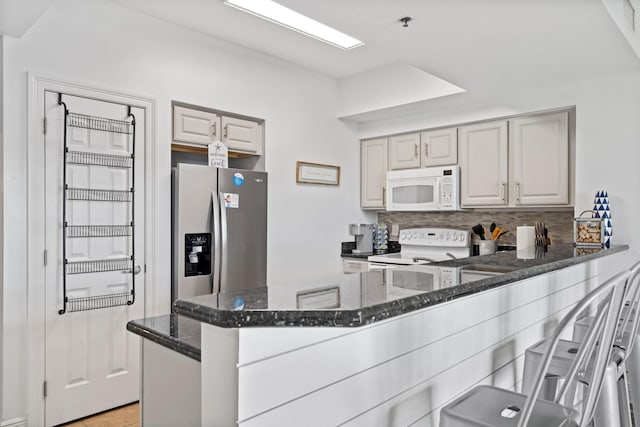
[57,94,137,314]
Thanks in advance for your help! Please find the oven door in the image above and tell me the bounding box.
[386,265,461,297]
[386,175,441,211]
[386,265,441,297]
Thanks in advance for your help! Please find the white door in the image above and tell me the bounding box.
[389,133,421,170]
[361,138,388,209]
[459,120,508,206]
[44,91,145,426]
[512,112,569,205]
[420,128,457,167]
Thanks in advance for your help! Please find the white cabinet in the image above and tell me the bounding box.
[173,106,220,145]
[221,116,262,155]
[511,112,569,205]
[389,133,421,170]
[459,120,509,207]
[173,105,263,155]
[361,109,572,209]
[361,138,388,209]
[421,128,457,167]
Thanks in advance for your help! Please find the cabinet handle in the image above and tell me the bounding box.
[414,143,418,158]
[501,182,507,202]
[212,122,217,137]
[516,181,521,204]
[424,143,429,158]
[382,187,386,205]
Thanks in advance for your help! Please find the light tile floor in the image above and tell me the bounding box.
[59,402,139,427]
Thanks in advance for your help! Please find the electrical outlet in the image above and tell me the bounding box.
[391,223,399,236]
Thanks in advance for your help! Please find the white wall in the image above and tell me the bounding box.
[357,70,640,280]
[2,0,373,421]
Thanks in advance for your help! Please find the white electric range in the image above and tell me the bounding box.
[367,228,471,296]
[368,227,471,266]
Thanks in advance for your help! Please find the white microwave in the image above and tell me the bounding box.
[386,166,460,211]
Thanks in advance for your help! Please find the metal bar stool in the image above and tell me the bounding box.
[521,262,640,427]
[439,270,629,427]
[571,262,640,426]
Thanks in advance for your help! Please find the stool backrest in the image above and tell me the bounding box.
[615,261,640,362]
[517,269,630,427]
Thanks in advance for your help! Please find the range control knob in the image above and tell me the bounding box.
[400,232,406,240]
[406,233,412,240]
[446,233,451,240]
[413,232,419,239]
[460,233,466,242]
[452,234,458,241]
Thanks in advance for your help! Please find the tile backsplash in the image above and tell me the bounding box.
[378,209,575,246]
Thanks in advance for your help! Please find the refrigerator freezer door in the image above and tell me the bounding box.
[172,164,217,301]
[217,168,268,293]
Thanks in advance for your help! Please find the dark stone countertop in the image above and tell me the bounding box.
[174,244,629,329]
[127,314,201,362]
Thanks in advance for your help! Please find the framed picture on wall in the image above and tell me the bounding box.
[296,161,340,186]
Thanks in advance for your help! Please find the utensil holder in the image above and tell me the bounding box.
[478,240,497,256]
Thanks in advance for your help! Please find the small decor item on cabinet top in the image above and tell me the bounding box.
[593,190,612,248]
[574,210,604,247]
[373,224,389,254]
[208,141,228,168]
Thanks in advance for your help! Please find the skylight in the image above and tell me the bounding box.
[223,0,364,50]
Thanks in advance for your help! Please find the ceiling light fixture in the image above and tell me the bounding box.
[223,0,364,50]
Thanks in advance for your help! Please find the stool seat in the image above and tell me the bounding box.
[440,385,577,427]
[524,339,626,386]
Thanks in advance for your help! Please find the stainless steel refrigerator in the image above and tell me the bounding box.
[172,163,267,302]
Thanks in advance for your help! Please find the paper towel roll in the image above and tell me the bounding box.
[517,226,536,259]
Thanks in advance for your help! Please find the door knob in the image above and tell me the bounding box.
[122,265,142,275]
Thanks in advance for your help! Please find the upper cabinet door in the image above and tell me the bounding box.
[420,128,457,167]
[389,133,421,170]
[459,120,508,206]
[361,138,388,209]
[173,106,220,146]
[221,116,262,155]
[512,112,569,205]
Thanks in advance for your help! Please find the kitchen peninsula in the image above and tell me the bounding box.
[129,244,628,426]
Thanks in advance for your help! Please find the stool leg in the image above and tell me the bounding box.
[627,340,640,426]
[522,349,560,399]
[593,362,622,427]
[617,371,633,427]
[522,350,537,394]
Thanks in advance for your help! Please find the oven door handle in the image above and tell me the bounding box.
[368,262,397,270]
[412,256,436,263]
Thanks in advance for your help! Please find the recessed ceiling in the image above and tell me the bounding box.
[108,0,397,79]
[5,0,637,115]
[110,0,640,91]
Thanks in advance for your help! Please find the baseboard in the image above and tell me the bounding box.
[1,418,27,427]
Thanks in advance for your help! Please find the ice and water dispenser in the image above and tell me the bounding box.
[184,233,211,277]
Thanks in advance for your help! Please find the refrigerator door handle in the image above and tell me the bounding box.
[219,191,228,292]
[211,191,222,293]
